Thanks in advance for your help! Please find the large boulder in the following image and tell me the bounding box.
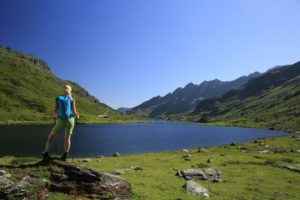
[185,180,210,197]
[177,168,222,182]
[0,159,132,199]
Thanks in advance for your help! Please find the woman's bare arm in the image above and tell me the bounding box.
[72,99,80,119]
[52,98,57,119]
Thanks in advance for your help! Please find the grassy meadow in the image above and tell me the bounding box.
[1,135,300,200]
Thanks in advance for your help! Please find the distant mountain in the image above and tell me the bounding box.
[188,61,300,133]
[129,72,260,117]
[0,46,120,123]
[117,107,131,113]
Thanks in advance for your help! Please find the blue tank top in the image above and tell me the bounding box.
[56,95,74,119]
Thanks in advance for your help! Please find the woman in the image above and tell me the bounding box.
[42,85,80,161]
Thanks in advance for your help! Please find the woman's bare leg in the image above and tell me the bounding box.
[64,133,72,153]
[44,132,57,153]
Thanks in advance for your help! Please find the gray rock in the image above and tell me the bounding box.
[291,135,300,139]
[131,166,143,171]
[291,149,300,153]
[198,148,208,153]
[273,146,287,153]
[1,173,11,178]
[177,168,222,182]
[207,158,213,163]
[0,160,132,200]
[0,175,31,199]
[239,147,248,151]
[80,158,92,162]
[182,154,192,159]
[185,180,210,197]
[113,169,127,175]
[259,150,270,154]
[0,169,6,176]
[97,155,105,158]
[254,139,264,144]
[182,149,189,153]
[113,152,121,157]
[280,163,300,173]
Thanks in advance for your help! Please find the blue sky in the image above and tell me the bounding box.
[1,0,300,109]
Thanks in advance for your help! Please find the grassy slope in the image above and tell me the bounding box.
[0,47,138,124]
[170,62,300,133]
[1,136,300,199]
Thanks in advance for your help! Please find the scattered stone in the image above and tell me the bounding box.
[259,150,270,154]
[291,149,300,153]
[113,169,127,175]
[177,168,222,182]
[1,173,11,178]
[113,152,121,157]
[198,148,208,153]
[185,180,210,197]
[0,169,6,176]
[182,154,192,159]
[279,163,300,173]
[131,166,143,171]
[290,135,300,139]
[97,155,105,158]
[80,158,92,162]
[273,146,287,153]
[207,158,213,163]
[182,149,189,153]
[239,147,248,151]
[253,139,265,144]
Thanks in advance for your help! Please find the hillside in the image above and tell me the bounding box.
[185,61,300,133]
[117,107,132,113]
[129,72,260,117]
[0,46,121,123]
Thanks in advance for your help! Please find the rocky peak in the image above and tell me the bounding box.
[29,57,51,71]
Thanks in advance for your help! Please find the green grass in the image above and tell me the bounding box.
[0,46,144,124]
[164,62,300,134]
[1,136,300,199]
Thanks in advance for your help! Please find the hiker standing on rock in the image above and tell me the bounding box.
[42,85,80,161]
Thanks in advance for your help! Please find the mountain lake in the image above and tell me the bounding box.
[0,120,288,157]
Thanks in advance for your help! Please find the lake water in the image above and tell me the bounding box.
[0,121,287,157]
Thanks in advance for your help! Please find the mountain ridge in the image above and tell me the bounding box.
[129,71,260,117]
[185,61,300,133]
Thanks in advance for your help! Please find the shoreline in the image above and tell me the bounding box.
[1,135,300,199]
[0,133,291,159]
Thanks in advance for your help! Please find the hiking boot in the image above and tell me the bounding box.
[42,152,51,161]
[60,152,68,161]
